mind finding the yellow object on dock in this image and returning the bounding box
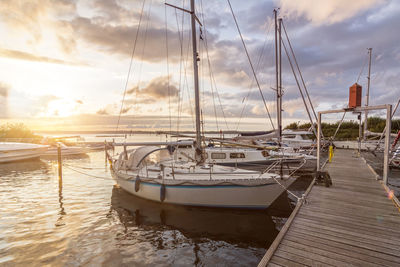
[259,149,400,267]
[328,145,334,162]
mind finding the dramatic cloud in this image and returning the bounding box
[279,0,385,25]
[139,76,179,99]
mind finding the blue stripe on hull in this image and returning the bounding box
[128,179,275,189]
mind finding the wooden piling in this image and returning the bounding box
[104,140,107,166]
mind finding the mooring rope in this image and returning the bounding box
[62,164,114,181]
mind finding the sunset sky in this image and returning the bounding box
[0,0,399,132]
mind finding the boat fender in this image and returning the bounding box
[160,184,166,202]
[135,176,141,192]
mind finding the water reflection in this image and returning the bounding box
[0,159,49,177]
[55,174,66,227]
[110,186,281,247]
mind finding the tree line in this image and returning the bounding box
[285,117,400,140]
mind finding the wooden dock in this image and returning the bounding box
[259,149,400,266]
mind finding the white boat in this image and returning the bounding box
[41,142,89,157]
[281,130,315,149]
[111,2,297,209]
[0,142,48,163]
[111,146,295,209]
[175,143,315,167]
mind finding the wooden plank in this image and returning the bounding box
[290,224,400,256]
[277,244,349,266]
[281,239,380,267]
[312,185,388,199]
[300,205,400,225]
[293,218,400,247]
[310,188,392,205]
[307,193,396,211]
[298,210,400,235]
[267,263,283,267]
[289,227,399,259]
[285,231,400,265]
[269,256,307,267]
[329,183,389,195]
[294,216,400,244]
[274,248,329,266]
[303,198,399,214]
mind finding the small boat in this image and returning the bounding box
[41,142,89,157]
[0,142,49,163]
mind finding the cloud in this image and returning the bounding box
[69,16,184,63]
[139,76,178,99]
[279,0,385,25]
[0,0,76,41]
[0,48,82,65]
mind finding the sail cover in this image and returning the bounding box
[127,146,163,168]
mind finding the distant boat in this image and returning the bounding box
[41,142,89,157]
[0,142,49,163]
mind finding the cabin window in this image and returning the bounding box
[177,145,192,148]
[230,153,245,159]
[211,152,226,159]
[262,150,269,157]
[284,134,296,139]
[301,134,312,140]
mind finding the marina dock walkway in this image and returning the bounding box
[259,149,400,266]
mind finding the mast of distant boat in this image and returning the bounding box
[364,48,372,140]
[274,9,282,143]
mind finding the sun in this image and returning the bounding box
[45,99,76,117]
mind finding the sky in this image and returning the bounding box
[0,0,399,132]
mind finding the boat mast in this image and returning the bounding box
[278,17,283,143]
[190,0,202,161]
[364,48,372,140]
[274,9,282,143]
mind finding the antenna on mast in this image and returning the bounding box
[364,48,372,140]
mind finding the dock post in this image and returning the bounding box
[104,140,107,166]
[317,112,321,171]
[57,144,62,179]
[383,104,392,185]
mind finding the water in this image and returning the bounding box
[0,134,313,266]
[362,151,400,197]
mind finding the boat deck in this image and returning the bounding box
[259,149,400,266]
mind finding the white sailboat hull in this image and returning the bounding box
[111,170,295,209]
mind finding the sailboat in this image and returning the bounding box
[110,0,295,209]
